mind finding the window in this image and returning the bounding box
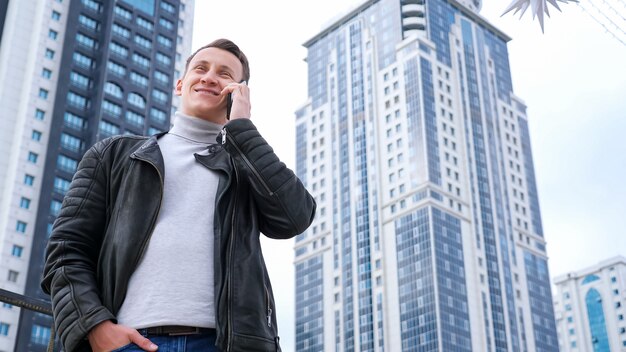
[136,17,153,31]
[127,92,146,109]
[67,91,89,109]
[109,42,128,58]
[38,88,48,99]
[99,120,120,136]
[41,68,52,79]
[20,197,31,209]
[51,10,61,21]
[150,107,167,124]
[82,0,102,12]
[154,70,169,85]
[114,5,132,20]
[159,17,174,30]
[54,177,71,195]
[35,109,45,120]
[157,35,172,48]
[123,73,146,89]
[76,33,97,49]
[160,1,176,14]
[73,52,94,69]
[11,245,23,257]
[134,34,152,49]
[32,130,42,141]
[107,61,126,77]
[104,82,123,98]
[70,71,91,88]
[155,52,171,66]
[57,155,78,173]
[28,152,38,163]
[132,53,150,69]
[60,133,83,152]
[148,127,163,135]
[16,221,27,233]
[31,325,51,346]
[45,48,55,59]
[48,29,58,40]
[24,174,35,186]
[64,112,86,130]
[112,23,130,39]
[50,200,62,216]
[125,110,145,126]
[78,15,98,30]
[152,89,168,104]
[0,322,9,336]
[102,100,122,117]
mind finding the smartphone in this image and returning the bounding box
[226,80,246,120]
[226,92,233,120]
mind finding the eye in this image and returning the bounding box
[194,65,206,72]
[220,71,232,78]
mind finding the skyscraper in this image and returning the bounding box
[553,256,626,352]
[0,1,194,350]
[294,0,557,351]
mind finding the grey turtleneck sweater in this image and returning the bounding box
[117,112,222,329]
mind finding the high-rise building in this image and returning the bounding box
[294,0,557,351]
[0,1,194,350]
[553,256,626,352]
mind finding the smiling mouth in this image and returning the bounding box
[195,88,220,96]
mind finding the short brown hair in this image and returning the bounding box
[183,38,250,82]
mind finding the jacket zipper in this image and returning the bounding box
[265,285,272,328]
[221,127,274,196]
[226,163,239,352]
[130,156,164,268]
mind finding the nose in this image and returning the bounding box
[200,69,219,85]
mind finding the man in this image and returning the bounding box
[42,39,316,352]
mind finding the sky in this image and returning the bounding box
[190,0,626,350]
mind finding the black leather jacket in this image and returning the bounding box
[41,118,316,352]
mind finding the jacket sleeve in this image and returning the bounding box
[40,140,116,352]
[220,118,316,239]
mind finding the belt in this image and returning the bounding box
[143,325,215,336]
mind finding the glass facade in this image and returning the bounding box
[395,208,438,350]
[295,0,555,351]
[524,252,559,351]
[295,256,324,351]
[585,288,610,352]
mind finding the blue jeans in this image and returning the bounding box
[111,330,220,352]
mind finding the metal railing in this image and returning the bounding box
[0,288,55,352]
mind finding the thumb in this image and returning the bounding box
[129,330,158,351]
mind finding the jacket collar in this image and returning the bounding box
[130,132,232,179]
[194,145,232,176]
[129,133,167,178]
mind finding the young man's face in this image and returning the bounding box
[175,47,244,122]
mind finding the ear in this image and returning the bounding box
[174,78,183,96]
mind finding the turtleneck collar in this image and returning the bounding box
[168,111,223,144]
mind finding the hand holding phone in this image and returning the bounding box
[224,80,248,120]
